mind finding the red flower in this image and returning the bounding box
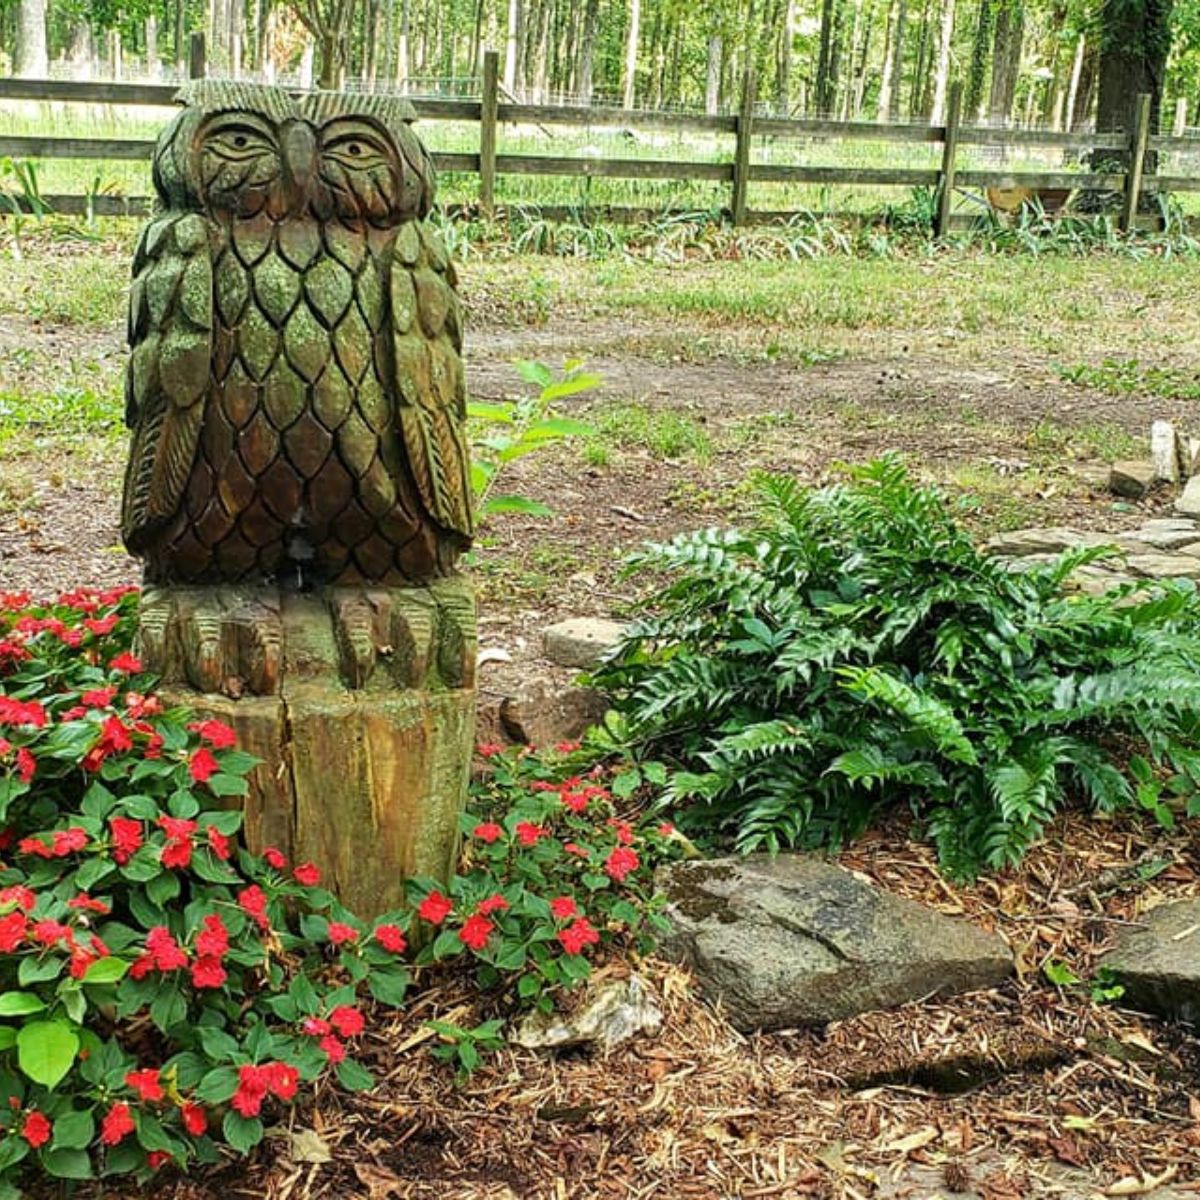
[206,826,232,861]
[557,917,601,955]
[262,846,287,869]
[554,740,583,753]
[302,1017,331,1037]
[84,613,119,636]
[148,1150,170,1170]
[560,790,590,814]
[14,748,35,784]
[318,1035,346,1064]
[603,846,639,883]
[21,1110,51,1148]
[458,913,494,951]
[231,1065,269,1117]
[125,692,163,718]
[329,1005,365,1038]
[238,885,270,932]
[52,827,89,856]
[0,698,46,728]
[293,861,321,887]
[472,822,503,843]
[0,885,36,913]
[99,715,133,753]
[657,822,675,836]
[195,914,229,959]
[475,742,504,758]
[188,747,219,784]
[265,1062,299,1101]
[191,956,227,989]
[0,912,27,952]
[101,1103,136,1146]
[608,819,635,846]
[145,926,188,972]
[126,1068,164,1102]
[17,836,51,858]
[417,891,453,924]
[109,816,143,864]
[108,652,143,674]
[563,841,589,858]
[327,921,358,946]
[477,893,509,915]
[374,924,407,954]
[160,839,192,870]
[515,822,549,847]
[181,1102,207,1136]
[188,719,237,749]
[33,920,72,946]
[68,894,110,914]
[550,896,578,920]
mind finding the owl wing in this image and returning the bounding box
[121,212,214,553]
[388,222,474,541]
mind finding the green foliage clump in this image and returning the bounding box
[594,458,1200,875]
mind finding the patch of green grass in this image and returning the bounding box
[474,543,589,605]
[0,384,123,450]
[589,401,712,462]
[1025,416,1143,463]
[942,462,1054,533]
[1058,357,1200,402]
[0,250,128,327]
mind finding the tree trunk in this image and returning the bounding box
[816,0,837,114]
[175,0,185,66]
[67,20,92,79]
[1064,32,1085,130]
[706,33,723,113]
[849,0,874,117]
[578,0,600,103]
[887,0,907,120]
[14,0,48,77]
[910,0,932,114]
[397,0,410,83]
[987,0,1023,123]
[876,0,897,119]
[964,0,993,117]
[776,0,793,114]
[1095,0,1173,136]
[929,0,956,123]
[622,0,641,108]
[145,14,160,76]
[504,0,523,93]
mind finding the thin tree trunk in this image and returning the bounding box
[816,0,837,114]
[887,0,906,119]
[705,33,722,113]
[776,0,793,114]
[929,0,955,123]
[622,0,641,108]
[578,0,599,103]
[397,0,410,83]
[504,0,522,93]
[852,0,875,116]
[1064,31,1085,131]
[987,0,1023,124]
[145,14,159,76]
[876,0,897,120]
[67,19,92,79]
[964,0,993,118]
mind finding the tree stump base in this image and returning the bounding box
[137,579,477,917]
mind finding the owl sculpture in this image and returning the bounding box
[121,81,473,587]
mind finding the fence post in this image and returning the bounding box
[732,69,756,226]
[480,49,499,215]
[1120,92,1152,233]
[934,80,963,238]
[188,31,206,80]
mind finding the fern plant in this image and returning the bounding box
[593,458,1200,875]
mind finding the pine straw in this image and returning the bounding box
[142,813,1200,1198]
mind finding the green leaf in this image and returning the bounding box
[81,958,129,986]
[147,871,181,907]
[0,992,47,1017]
[205,773,249,798]
[17,1020,79,1089]
[195,1065,240,1104]
[479,494,554,518]
[335,1058,375,1092]
[222,1112,264,1154]
[0,1028,15,1050]
[1043,960,1081,988]
[40,1146,92,1179]
[51,1108,95,1151]
[18,956,62,986]
[149,988,186,1034]
[367,967,409,1008]
[196,1026,240,1063]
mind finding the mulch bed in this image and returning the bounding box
[124,810,1200,1200]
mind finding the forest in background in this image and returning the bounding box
[0,0,1193,138]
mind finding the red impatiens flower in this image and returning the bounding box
[33,920,72,946]
[101,1102,136,1146]
[302,1017,332,1037]
[417,891,453,925]
[206,825,232,861]
[265,1062,299,1101]
[195,914,229,959]
[231,1065,269,1117]
[550,896,579,920]
[515,822,549,847]
[125,1068,164,1103]
[108,652,143,674]
[84,613,119,637]
[158,815,197,870]
[458,913,494,951]
[563,841,590,858]
[608,819,635,846]
[109,816,143,864]
[603,846,639,883]
[374,924,407,953]
[125,692,163,719]
[557,917,601,956]
[657,822,675,836]
[318,1035,346,1063]
[472,822,503,843]
[477,894,509,915]
[14,748,35,784]
[188,747,219,784]
[21,1111,52,1148]
[554,740,583,753]
[81,686,118,708]
[329,1005,365,1038]
[262,846,287,869]
[0,697,46,728]
[191,956,227,989]
[181,1102,207,1136]
[148,1151,170,1171]
[188,719,237,749]
[475,742,504,758]
[0,885,36,912]
[238,885,270,932]
[67,894,111,914]
[327,922,358,946]
[0,912,27,952]
[293,861,321,887]
[144,926,188,972]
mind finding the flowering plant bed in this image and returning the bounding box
[0,589,676,1194]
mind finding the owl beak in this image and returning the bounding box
[280,120,318,211]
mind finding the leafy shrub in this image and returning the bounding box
[594,458,1200,875]
[0,590,674,1191]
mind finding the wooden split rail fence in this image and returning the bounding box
[0,36,1197,234]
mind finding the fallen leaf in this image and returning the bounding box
[287,1127,332,1164]
[880,1125,939,1155]
[1106,1166,1179,1195]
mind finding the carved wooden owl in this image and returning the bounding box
[121,81,473,587]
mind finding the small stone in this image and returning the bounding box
[542,617,627,669]
[1126,552,1200,579]
[1122,520,1200,550]
[1151,420,1181,482]
[657,856,1013,1032]
[1110,460,1156,499]
[985,528,1112,557]
[511,975,662,1051]
[1099,899,1200,1023]
[1176,476,1200,516]
[498,680,609,748]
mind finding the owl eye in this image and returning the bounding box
[323,132,389,170]
[202,122,277,162]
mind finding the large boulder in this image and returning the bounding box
[657,856,1013,1032]
[1099,899,1200,1023]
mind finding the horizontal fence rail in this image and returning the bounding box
[2,40,1198,231]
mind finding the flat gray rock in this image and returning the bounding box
[985,527,1112,557]
[542,617,627,669]
[1111,460,1156,499]
[1100,898,1200,1023]
[1175,476,1200,516]
[657,856,1014,1032]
